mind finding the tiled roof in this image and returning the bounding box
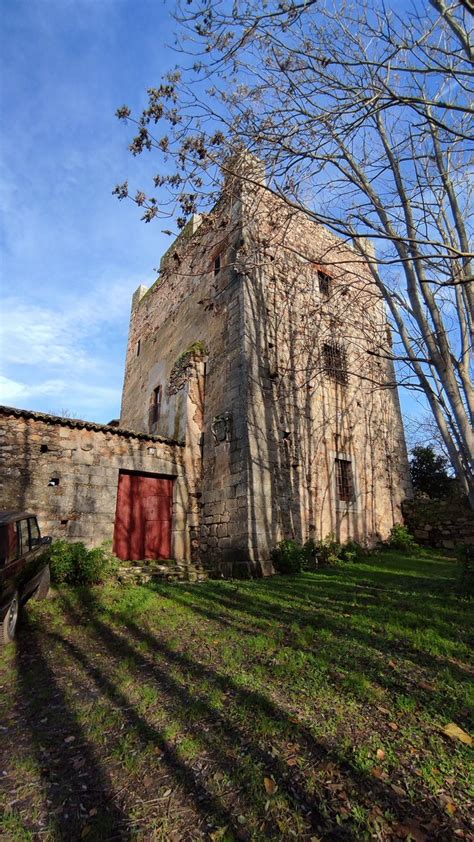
[0,405,184,447]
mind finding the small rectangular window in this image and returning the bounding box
[323,342,348,385]
[136,339,141,357]
[214,253,221,276]
[149,385,162,431]
[335,459,355,502]
[318,269,331,298]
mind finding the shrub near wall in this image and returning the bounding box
[402,496,474,549]
[46,541,118,585]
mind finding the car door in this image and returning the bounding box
[0,520,21,609]
[16,518,32,594]
[21,518,47,597]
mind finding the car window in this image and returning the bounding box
[3,523,19,563]
[29,518,41,548]
[18,519,30,554]
[7,523,19,561]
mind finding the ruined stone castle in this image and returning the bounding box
[0,158,411,575]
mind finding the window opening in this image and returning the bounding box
[214,253,221,276]
[335,459,355,502]
[323,342,348,385]
[40,444,49,453]
[136,339,141,357]
[48,477,60,487]
[149,385,162,431]
[318,269,331,297]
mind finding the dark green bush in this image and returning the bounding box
[456,544,474,598]
[272,535,369,574]
[302,539,318,570]
[47,540,117,585]
[386,523,417,553]
[339,539,365,563]
[315,533,342,566]
[271,539,305,575]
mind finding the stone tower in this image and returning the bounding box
[120,158,411,575]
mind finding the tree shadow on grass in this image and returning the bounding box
[145,577,473,726]
[56,592,331,839]
[15,612,131,841]
[53,587,457,841]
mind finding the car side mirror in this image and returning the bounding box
[41,536,53,545]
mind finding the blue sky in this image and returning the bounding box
[0,0,423,429]
[0,0,178,422]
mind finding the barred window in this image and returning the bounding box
[335,459,355,502]
[323,342,348,385]
[318,269,331,297]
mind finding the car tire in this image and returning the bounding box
[0,591,19,646]
[34,565,51,600]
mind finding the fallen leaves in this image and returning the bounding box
[393,820,427,841]
[390,783,406,798]
[442,723,472,746]
[210,828,228,841]
[263,776,277,795]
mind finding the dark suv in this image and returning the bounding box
[0,511,52,645]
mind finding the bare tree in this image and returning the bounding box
[115,0,474,504]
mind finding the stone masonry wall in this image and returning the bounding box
[238,182,411,566]
[120,199,252,575]
[119,160,411,574]
[403,496,474,549]
[0,407,191,558]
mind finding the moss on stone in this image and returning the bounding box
[169,342,208,396]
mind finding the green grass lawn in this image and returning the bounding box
[0,549,472,840]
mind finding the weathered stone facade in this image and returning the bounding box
[0,159,411,575]
[120,161,412,575]
[0,406,195,558]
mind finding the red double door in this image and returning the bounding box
[113,472,173,561]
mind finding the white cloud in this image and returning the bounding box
[1,303,92,368]
[0,274,137,368]
[0,275,140,422]
[0,375,27,403]
[0,375,121,419]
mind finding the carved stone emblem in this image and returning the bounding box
[212,413,232,444]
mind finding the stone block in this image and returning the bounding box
[171,530,189,560]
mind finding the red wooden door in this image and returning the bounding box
[113,473,173,561]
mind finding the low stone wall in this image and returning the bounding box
[0,406,193,559]
[402,496,474,549]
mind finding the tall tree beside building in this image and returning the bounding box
[115,0,474,504]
